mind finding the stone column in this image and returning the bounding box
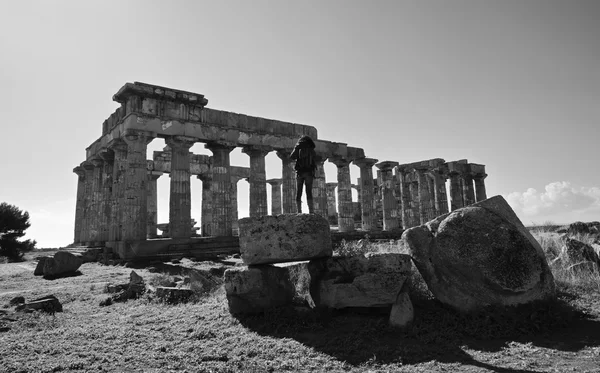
[474,174,488,202]
[396,166,412,229]
[80,162,95,245]
[198,173,212,236]
[205,142,236,236]
[415,168,431,224]
[331,157,354,232]
[429,170,448,216]
[108,141,127,242]
[312,155,328,217]
[448,171,463,211]
[325,182,338,225]
[73,166,86,245]
[276,149,297,213]
[266,179,283,215]
[146,171,162,238]
[98,150,114,244]
[230,176,245,234]
[122,130,155,241]
[242,146,270,218]
[375,161,400,231]
[89,157,104,246]
[166,136,196,239]
[462,173,476,207]
[354,158,378,231]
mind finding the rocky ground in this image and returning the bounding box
[1,252,600,373]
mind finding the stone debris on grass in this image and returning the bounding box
[15,295,63,314]
[399,195,556,312]
[34,251,83,278]
[238,214,332,265]
[101,270,146,306]
[155,287,194,304]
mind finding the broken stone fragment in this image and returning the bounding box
[238,214,332,265]
[307,253,412,309]
[42,251,83,278]
[16,295,63,314]
[224,266,296,314]
[34,257,51,276]
[155,287,193,304]
[399,195,556,312]
[389,292,414,328]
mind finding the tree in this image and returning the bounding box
[0,202,36,260]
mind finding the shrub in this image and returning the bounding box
[0,202,37,261]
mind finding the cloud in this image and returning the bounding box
[505,181,600,220]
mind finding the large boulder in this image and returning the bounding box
[308,253,412,309]
[42,251,83,278]
[34,257,51,276]
[561,237,600,270]
[224,265,296,314]
[238,214,332,265]
[399,195,555,312]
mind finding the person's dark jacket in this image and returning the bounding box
[290,136,317,175]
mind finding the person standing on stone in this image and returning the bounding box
[290,136,317,213]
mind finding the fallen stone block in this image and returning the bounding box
[43,251,83,278]
[308,253,412,309]
[155,287,194,304]
[16,295,63,314]
[34,257,51,276]
[189,270,221,294]
[224,266,296,314]
[562,237,600,268]
[238,214,332,265]
[399,195,556,312]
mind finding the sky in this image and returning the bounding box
[1,0,598,248]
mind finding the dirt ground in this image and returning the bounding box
[1,254,599,373]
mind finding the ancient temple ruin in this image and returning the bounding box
[73,82,487,259]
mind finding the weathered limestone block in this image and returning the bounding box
[389,292,414,328]
[308,253,412,309]
[42,251,83,278]
[155,287,194,304]
[238,214,332,265]
[16,295,63,314]
[560,237,600,270]
[34,257,51,276]
[399,195,556,312]
[224,266,296,314]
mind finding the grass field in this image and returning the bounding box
[1,232,600,372]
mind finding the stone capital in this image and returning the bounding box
[197,173,212,182]
[107,139,128,154]
[326,182,338,188]
[73,166,85,178]
[242,145,272,157]
[329,156,351,168]
[81,161,94,171]
[275,148,294,161]
[165,135,197,149]
[122,129,156,145]
[353,157,378,169]
[98,148,115,162]
[473,173,488,180]
[148,171,163,180]
[90,157,104,168]
[204,141,236,152]
[266,178,283,186]
[375,161,399,172]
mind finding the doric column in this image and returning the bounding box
[415,168,431,224]
[98,150,114,244]
[108,141,127,242]
[230,176,245,234]
[266,179,283,215]
[396,166,411,229]
[166,136,196,239]
[198,173,212,236]
[325,182,338,225]
[375,161,400,231]
[474,173,488,202]
[80,162,94,245]
[448,171,463,211]
[462,173,476,207]
[353,158,378,231]
[89,157,104,245]
[276,149,297,213]
[312,155,328,217]
[146,171,162,238]
[242,146,270,218]
[428,169,448,216]
[330,157,354,232]
[122,130,155,241]
[205,142,236,236]
[73,166,86,245]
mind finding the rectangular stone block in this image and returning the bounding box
[238,214,332,265]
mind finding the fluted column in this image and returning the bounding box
[166,136,196,239]
[89,157,104,245]
[205,142,236,236]
[146,171,162,238]
[325,182,338,225]
[276,149,297,213]
[98,150,114,244]
[312,155,328,217]
[122,130,155,241]
[230,176,245,233]
[198,173,212,236]
[448,171,463,211]
[266,179,283,215]
[462,172,476,207]
[474,174,487,202]
[429,170,448,216]
[331,158,354,232]
[108,141,127,242]
[73,166,86,245]
[242,146,270,217]
[80,163,94,245]
[415,168,431,224]
[375,161,400,231]
[354,158,378,231]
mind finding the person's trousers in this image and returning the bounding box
[295,171,314,213]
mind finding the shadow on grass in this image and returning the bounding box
[42,270,83,280]
[236,289,600,372]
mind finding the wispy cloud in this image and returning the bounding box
[505,181,600,223]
